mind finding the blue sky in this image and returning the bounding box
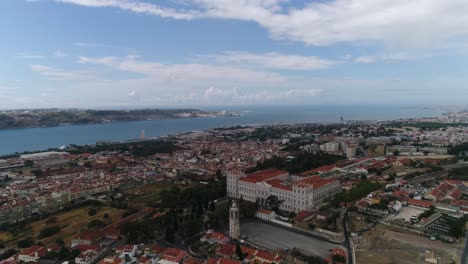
[1,0,468,109]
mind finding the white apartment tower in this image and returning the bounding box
[229,200,240,239]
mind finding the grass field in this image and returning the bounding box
[124,181,199,206]
[0,206,126,247]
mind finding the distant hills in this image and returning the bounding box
[0,108,211,130]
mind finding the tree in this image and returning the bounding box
[236,243,245,260]
[209,201,216,212]
[181,219,202,238]
[88,219,105,229]
[38,226,61,239]
[332,255,346,263]
[17,238,34,248]
[55,239,65,247]
[393,150,400,156]
[31,169,43,177]
[88,208,98,216]
[165,227,175,243]
[239,201,258,219]
[24,160,34,167]
[266,195,283,213]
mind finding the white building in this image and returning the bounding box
[229,200,240,239]
[18,246,48,263]
[346,144,358,159]
[227,168,342,213]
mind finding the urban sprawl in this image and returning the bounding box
[1,112,468,264]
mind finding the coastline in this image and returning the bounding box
[0,105,448,156]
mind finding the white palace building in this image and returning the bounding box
[227,168,342,213]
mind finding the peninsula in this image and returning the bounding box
[0,108,239,130]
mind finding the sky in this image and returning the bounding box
[1,0,468,109]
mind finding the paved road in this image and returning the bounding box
[241,221,344,259]
[462,232,468,264]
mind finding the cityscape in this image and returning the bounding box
[2,1,468,264]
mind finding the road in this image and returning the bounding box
[407,162,466,184]
[241,221,344,259]
[342,211,354,264]
[462,232,468,264]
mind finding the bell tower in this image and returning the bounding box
[229,200,240,239]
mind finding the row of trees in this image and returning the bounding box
[246,152,344,174]
[333,180,382,205]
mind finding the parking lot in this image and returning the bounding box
[241,221,344,258]
[385,206,427,222]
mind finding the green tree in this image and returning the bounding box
[236,243,244,260]
[17,238,34,248]
[38,226,61,239]
[165,227,175,243]
[87,219,105,229]
[209,201,217,212]
[266,195,283,213]
[88,208,98,216]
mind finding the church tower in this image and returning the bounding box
[229,200,240,239]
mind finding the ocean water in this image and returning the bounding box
[0,105,443,156]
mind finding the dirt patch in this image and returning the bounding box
[355,223,461,264]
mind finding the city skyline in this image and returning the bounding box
[2,0,468,108]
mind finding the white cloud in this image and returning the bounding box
[354,52,414,64]
[50,0,468,49]
[17,52,45,59]
[24,54,328,106]
[354,56,376,64]
[211,51,337,70]
[54,50,68,57]
[78,55,285,84]
[30,64,92,80]
[55,0,198,19]
[0,85,17,91]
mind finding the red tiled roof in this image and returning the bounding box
[295,210,313,221]
[257,208,273,215]
[208,258,241,264]
[255,250,278,262]
[151,245,167,254]
[75,230,103,241]
[163,248,188,263]
[445,179,463,186]
[20,245,48,257]
[294,176,337,189]
[184,257,204,264]
[239,168,287,183]
[265,179,292,191]
[405,198,433,208]
[215,244,235,257]
[299,165,336,176]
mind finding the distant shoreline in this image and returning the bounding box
[0,108,240,131]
